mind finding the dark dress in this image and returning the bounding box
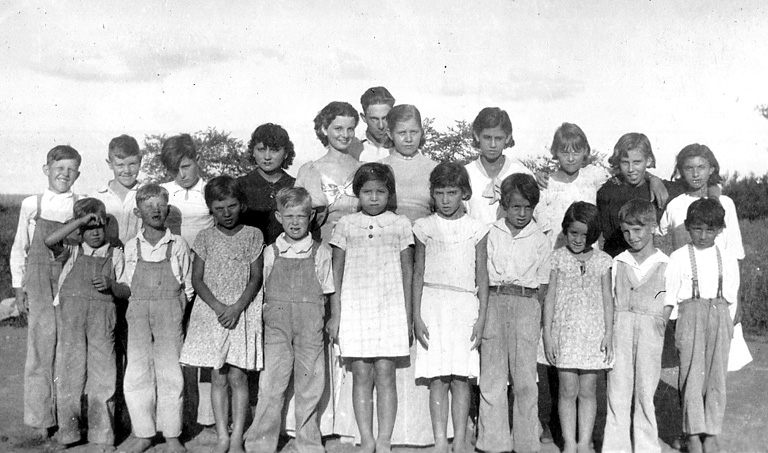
[237,169,295,245]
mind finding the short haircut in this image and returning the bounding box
[275,187,313,214]
[204,175,246,208]
[313,101,359,146]
[108,135,141,159]
[562,201,601,245]
[136,183,169,206]
[674,143,722,186]
[685,197,726,230]
[500,173,540,209]
[247,123,295,169]
[550,122,591,159]
[618,199,656,226]
[47,145,82,166]
[73,197,107,224]
[352,162,397,211]
[160,134,197,175]
[608,132,655,170]
[386,104,426,148]
[360,86,395,112]
[429,162,472,200]
[471,107,514,148]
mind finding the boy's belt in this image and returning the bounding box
[490,284,538,298]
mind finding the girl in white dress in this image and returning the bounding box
[413,162,490,453]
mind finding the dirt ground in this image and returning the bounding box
[1,324,766,452]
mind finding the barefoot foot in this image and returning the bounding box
[116,437,152,453]
[165,437,186,453]
[213,435,230,453]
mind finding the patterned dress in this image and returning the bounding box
[546,247,613,370]
[180,226,264,370]
[330,211,413,358]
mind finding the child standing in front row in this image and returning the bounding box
[44,198,131,448]
[413,162,489,453]
[478,173,550,453]
[180,176,265,453]
[11,145,81,438]
[118,184,193,453]
[542,202,614,453]
[477,173,552,452]
[327,163,413,453]
[603,199,670,453]
[246,187,335,453]
[664,198,739,453]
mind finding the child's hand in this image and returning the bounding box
[648,174,669,209]
[325,315,340,343]
[543,333,557,365]
[413,317,429,350]
[91,275,113,293]
[470,319,484,351]
[14,288,27,313]
[535,171,550,190]
[733,302,743,326]
[601,333,614,364]
[217,304,243,330]
[80,213,104,227]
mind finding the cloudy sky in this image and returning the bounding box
[1,0,767,194]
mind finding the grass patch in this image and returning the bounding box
[740,218,768,336]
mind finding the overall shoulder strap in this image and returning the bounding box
[135,237,143,261]
[34,194,42,220]
[165,239,174,260]
[716,246,723,298]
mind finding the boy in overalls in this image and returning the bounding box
[44,198,131,448]
[664,198,739,453]
[117,184,193,453]
[246,187,335,453]
[10,145,81,438]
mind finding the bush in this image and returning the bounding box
[739,218,768,336]
[724,172,768,221]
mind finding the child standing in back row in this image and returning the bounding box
[327,163,414,453]
[603,199,670,453]
[413,162,490,453]
[542,202,614,453]
[180,176,265,453]
[11,145,81,438]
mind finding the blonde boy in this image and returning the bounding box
[10,145,81,436]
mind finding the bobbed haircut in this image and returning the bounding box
[429,162,472,201]
[352,162,397,212]
[204,175,246,208]
[360,86,395,112]
[500,173,540,209]
[685,197,726,230]
[160,134,198,175]
[471,107,514,148]
[47,145,82,166]
[136,183,169,206]
[73,197,107,224]
[608,132,655,170]
[550,122,591,159]
[673,143,722,186]
[275,186,313,214]
[562,201,601,245]
[247,123,295,169]
[386,104,426,148]
[618,199,657,227]
[313,101,359,147]
[108,135,141,159]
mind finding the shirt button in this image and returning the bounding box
[369,225,373,229]
[368,234,373,239]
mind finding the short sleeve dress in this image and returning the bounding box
[329,211,413,359]
[413,214,489,379]
[547,247,613,370]
[180,225,264,370]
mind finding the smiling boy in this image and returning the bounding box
[354,86,395,162]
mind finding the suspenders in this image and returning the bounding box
[687,244,723,300]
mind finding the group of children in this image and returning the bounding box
[9,84,747,453]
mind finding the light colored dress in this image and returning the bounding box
[180,226,264,371]
[464,156,533,225]
[330,211,413,358]
[546,247,613,370]
[534,165,610,249]
[413,214,489,379]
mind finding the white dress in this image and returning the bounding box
[464,157,533,225]
[413,214,489,379]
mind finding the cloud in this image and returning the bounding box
[436,68,584,103]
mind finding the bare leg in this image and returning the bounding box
[351,358,376,453]
[558,369,579,453]
[429,377,451,453]
[373,358,397,453]
[576,371,597,453]
[211,366,230,453]
[228,366,249,453]
[164,437,186,453]
[449,377,471,453]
